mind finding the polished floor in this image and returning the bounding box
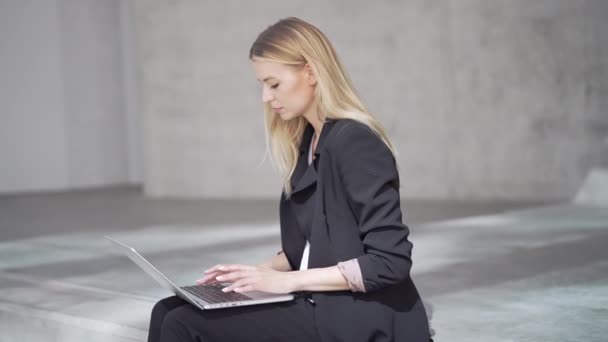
[1,186,606,342]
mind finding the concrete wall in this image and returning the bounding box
[131,0,608,201]
[86,1,608,199]
[440,0,608,199]
[0,0,142,194]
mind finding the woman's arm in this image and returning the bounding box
[278,124,412,294]
[329,122,413,293]
[256,250,293,272]
[288,266,351,292]
[213,251,350,293]
[203,262,351,294]
[256,253,357,292]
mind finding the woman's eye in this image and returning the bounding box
[271,83,279,89]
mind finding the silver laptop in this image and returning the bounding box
[104,236,294,310]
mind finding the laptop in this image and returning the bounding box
[104,236,295,310]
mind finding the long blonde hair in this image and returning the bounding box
[249,17,400,198]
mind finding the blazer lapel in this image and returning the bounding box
[283,118,339,266]
[290,118,337,196]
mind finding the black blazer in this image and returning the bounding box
[280,118,431,342]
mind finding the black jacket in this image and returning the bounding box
[280,118,431,342]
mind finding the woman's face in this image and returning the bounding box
[251,60,317,121]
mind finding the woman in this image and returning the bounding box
[148,16,432,342]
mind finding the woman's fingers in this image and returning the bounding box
[214,264,256,272]
[204,264,257,274]
[216,269,256,282]
[196,271,224,285]
[222,278,253,292]
[196,269,241,285]
[199,264,257,285]
[203,264,225,274]
[195,274,213,285]
[233,284,254,293]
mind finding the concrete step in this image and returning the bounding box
[574,168,608,206]
[0,224,281,342]
[2,206,607,341]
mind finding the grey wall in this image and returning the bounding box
[439,0,608,199]
[0,0,142,194]
[5,1,605,200]
[132,0,608,200]
[1,0,68,193]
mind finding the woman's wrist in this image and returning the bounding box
[287,270,302,292]
[287,266,351,292]
[256,262,275,270]
[254,250,294,273]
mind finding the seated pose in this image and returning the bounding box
[148,16,432,342]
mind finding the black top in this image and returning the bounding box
[283,122,321,265]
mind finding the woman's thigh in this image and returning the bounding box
[156,295,320,342]
[148,296,191,342]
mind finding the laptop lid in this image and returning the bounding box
[104,235,295,310]
[104,235,206,310]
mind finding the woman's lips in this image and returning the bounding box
[273,107,284,112]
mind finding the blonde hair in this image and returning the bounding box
[249,17,400,198]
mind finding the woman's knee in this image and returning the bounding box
[149,297,192,342]
[151,296,187,325]
[159,306,199,341]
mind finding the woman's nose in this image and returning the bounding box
[262,86,274,103]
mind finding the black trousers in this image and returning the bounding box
[147,295,321,342]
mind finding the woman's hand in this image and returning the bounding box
[196,264,296,294]
[195,266,232,286]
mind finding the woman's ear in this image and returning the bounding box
[304,63,317,86]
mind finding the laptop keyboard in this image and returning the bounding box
[181,283,253,304]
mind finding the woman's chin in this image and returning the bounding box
[278,111,296,121]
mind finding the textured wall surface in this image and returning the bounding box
[0,0,140,193]
[132,0,608,200]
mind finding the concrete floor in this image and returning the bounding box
[1,186,606,341]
